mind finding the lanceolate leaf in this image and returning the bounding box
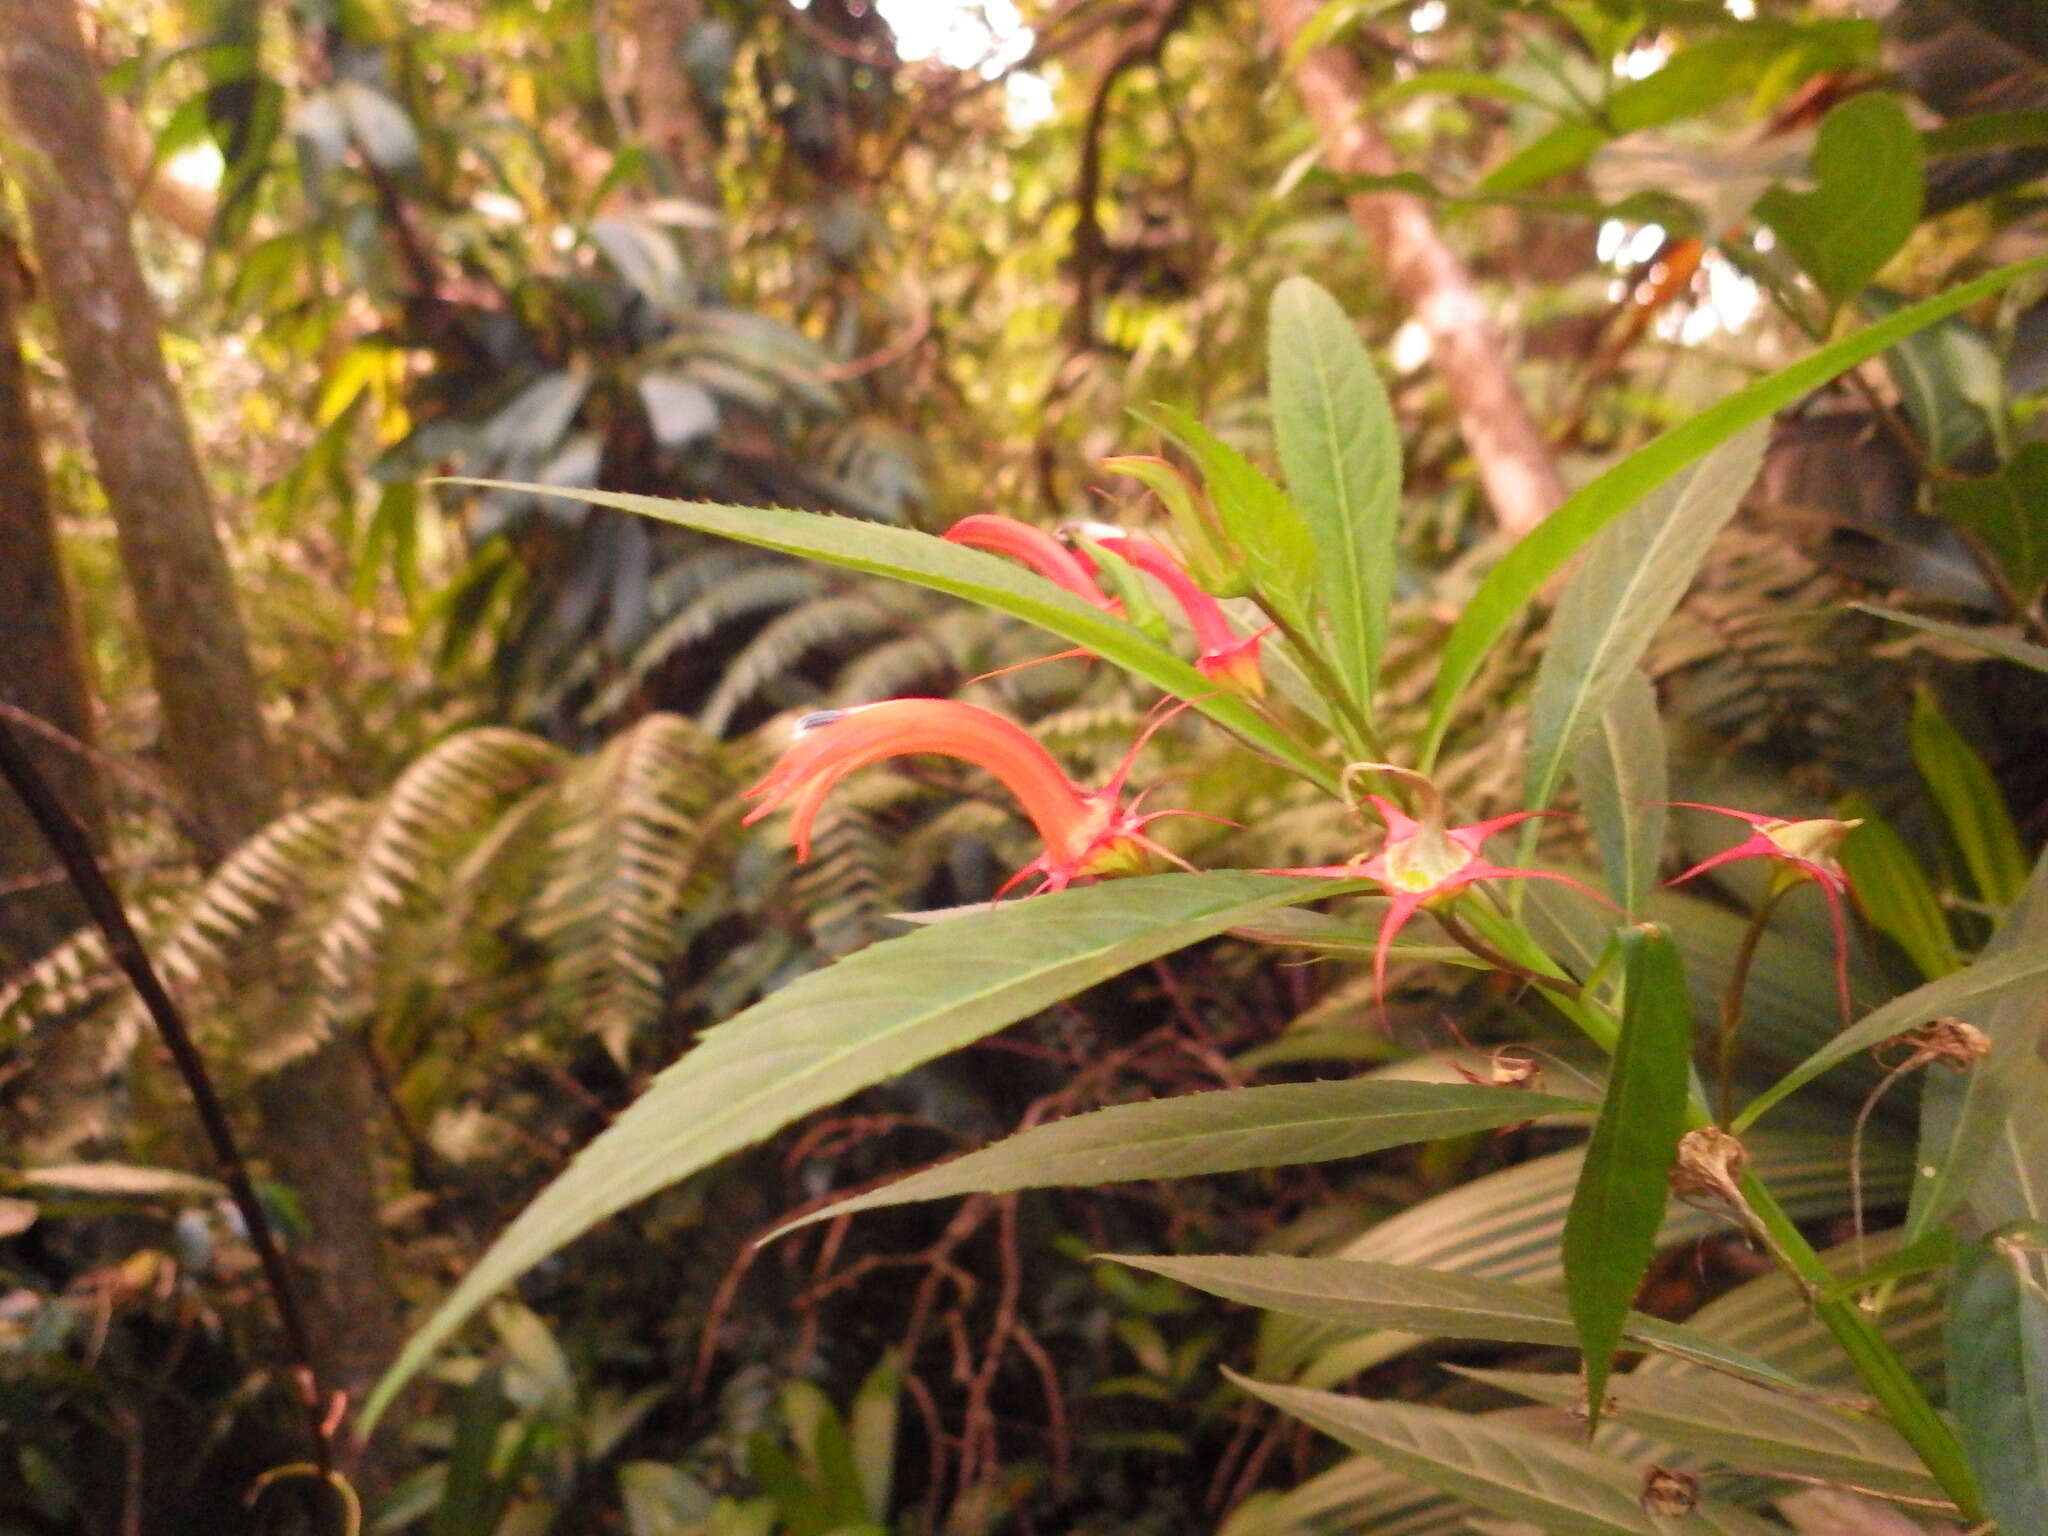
[1419,254,2048,769]
[1910,687,2031,907]
[1735,936,2048,1131]
[1525,425,1765,814]
[1859,603,2048,675]
[1141,404,1319,635]
[1837,795,1964,980]
[1108,1254,1815,1392]
[1269,276,1402,714]
[1463,1367,1943,1499]
[360,872,1360,1428]
[1563,925,1692,1428]
[1572,669,1667,915]
[1910,851,2048,1241]
[777,1081,1588,1233]
[1948,1231,2048,1536]
[438,480,1338,793]
[1226,1374,1778,1536]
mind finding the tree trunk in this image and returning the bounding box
[622,0,722,209]
[1259,0,1564,535]
[0,225,100,967]
[0,0,405,1476]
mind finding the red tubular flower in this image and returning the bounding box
[942,514,1120,611]
[1068,524,1270,696]
[1268,768,1602,1025]
[744,698,1202,897]
[1667,804,1863,1020]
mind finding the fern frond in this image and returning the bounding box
[698,592,910,735]
[588,562,832,721]
[314,728,567,1032]
[528,714,737,1062]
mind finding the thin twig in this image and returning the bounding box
[0,716,335,1480]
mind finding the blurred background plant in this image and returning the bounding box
[0,0,2044,1531]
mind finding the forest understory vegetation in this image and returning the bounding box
[1,1,2046,1534]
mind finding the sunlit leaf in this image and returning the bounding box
[1756,93,1924,305]
[1269,276,1401,715]
[1419,254,2048,768]
[439,480,1336,791]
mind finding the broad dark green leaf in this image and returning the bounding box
[779,1081,1584,1232]
[1948,1231,2048,1536]
[1227,1374,1778,1535]
[1563,925,1692,1428]
[1269,276,1401,713]
[1526,425,1764,814]
[1932,442,2048,603]
[1858,603,2048,675]
[1110,1254,1815,1392]
[1465,1366,1943,1499]
[1419,254,2048,769]
[438,480,1337,792]
[360,872,1358,1428]
[1572,669,1666,915]
[1911,687,2031,906]
[1756,94,1925,306]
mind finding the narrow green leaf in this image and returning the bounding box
[1140,404,1319,634]
[1420,254,2048,769]
[1910,851,2048,1241]
[1735,938,2048,1131]
[1818,1228,1960,1302]
[1563,925,1692,1429]
[1269,276,1402,712]
[1756,94,1924,306]
[849,1355,901,1519]
[1480,120,1611,194]
[1271,1132,1907,1387]
[1226,1374,1778,1536]
[1923,109,2048,156]
[360,872,1358,1428]
[1526,425,1764,814]
[437,480,1337,792]
[777,1080,1584,1233]
[1910,687,2030,907]
[1836,794,1963,979]
[1948,1231,2048,1536]
[1109,1254,1815,1392]
[1571,669,1666,915]
[1857,603,2048,675]
[1464,1366,1943,1499]
[1376,69,1563,113]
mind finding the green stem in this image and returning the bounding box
[1716,883,1789,1127]
[1739,1171,1987,1522]
[1265,607,1382,761]
[1459,898,1986,1518]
